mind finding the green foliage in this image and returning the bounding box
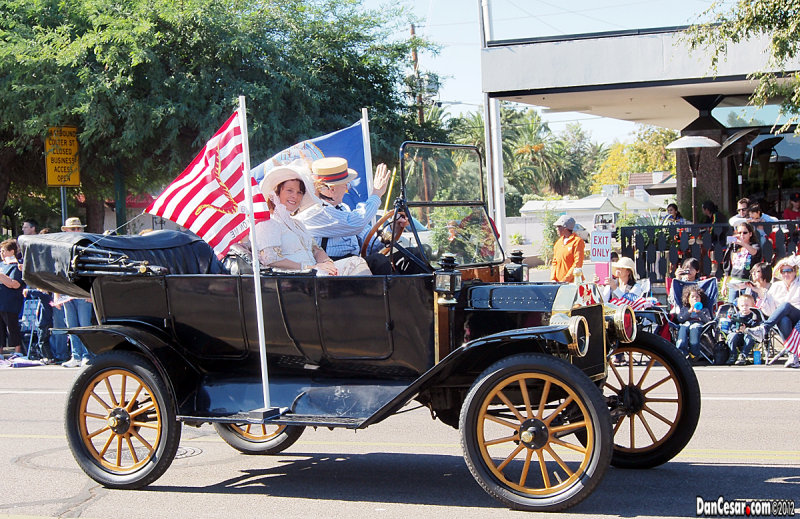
[685,0,800,134]
[539,206,559,263]
[509,232,523,245]
[591,125,677,193]
[505,190,522,217]
[0,0,423,228]
[445,105,608,200]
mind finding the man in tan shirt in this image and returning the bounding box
[550,215,585,282]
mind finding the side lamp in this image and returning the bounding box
[435,253,462,305]
[504,249,528,282]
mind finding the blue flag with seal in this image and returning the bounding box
[252,120,369,208]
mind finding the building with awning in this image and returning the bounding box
[477,1,800,234]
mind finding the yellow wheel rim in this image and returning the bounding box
[476,373,595,495]
[78,369,162,473]
[228,423,287,441]
[605,348,682,452]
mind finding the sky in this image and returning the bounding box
[365,0,725,145]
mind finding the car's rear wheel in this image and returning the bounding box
[460,353,612,512]
[214,422,304,455]
[605,331,701,468]
[65,351,181,489]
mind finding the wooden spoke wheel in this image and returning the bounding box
[460,354,611,512]
[214,422,304,455]
[65,351,180,489]
[605,331,701,469]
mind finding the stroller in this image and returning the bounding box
[669,277,725,364]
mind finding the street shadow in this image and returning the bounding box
[146,451,800,514]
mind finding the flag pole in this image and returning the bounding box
[361,107,374,195]
[238,95,274,416]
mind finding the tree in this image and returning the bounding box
[627,126,678,173]
[505,109,560,195]
[685,0,800,133]
[589,125,677,193]
[0,0,418,231]
[591,142,631,194]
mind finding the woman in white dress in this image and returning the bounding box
[255,162,371,276]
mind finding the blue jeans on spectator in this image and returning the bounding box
[727,331,756,357]
[64,299,94,361]
[761,302,800,338]
[49,306,69,361]
[676,322,703,356]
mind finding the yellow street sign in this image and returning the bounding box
[45,126,80,187]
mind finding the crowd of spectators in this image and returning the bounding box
[663,196,800,367]
[584,194,800,368]
[1,217,94,367]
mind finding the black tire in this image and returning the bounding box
[460,353,612,512]
[65,351,181,489]
[605,331,701,469]
[213,422,304,455]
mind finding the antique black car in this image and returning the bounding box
[19,143,700,512]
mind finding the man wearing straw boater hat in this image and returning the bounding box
[296,156,394,273]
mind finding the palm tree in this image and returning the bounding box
[505,110,559,195]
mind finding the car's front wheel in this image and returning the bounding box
[213,422,304,455]
[460,353,612,512]
[65,351,181,489]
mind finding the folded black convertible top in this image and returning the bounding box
[19,230,226,298]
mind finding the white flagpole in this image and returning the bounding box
[238,95,272,411]
[361,107,373,194]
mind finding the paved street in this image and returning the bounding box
[1,364,798,519]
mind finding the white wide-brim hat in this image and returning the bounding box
[259,160,317,212]
[612,257,638,280]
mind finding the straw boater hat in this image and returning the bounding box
[259,160,317,212]
[61,217,86,231]
[612,257,638,280]
[311,157,358,186]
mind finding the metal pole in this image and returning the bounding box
[238,96,272,412]
[361,108,374,195]
[60,187,67,224]
[479,0,507,247]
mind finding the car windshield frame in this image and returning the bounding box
[396,142,504,268]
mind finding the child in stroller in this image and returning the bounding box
[719,292,763,365]
[675,284,713,358]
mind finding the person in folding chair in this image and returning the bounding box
[600,256,650,305]
[670,277,719,362]
[674,284,713,358]
[744,257,800,368]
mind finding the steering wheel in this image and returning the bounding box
[360,209,433,273]
[360,209,399,257]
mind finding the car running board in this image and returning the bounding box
[178,413,365,429]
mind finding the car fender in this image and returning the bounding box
[62,324,201,415]
[360,324,573,427]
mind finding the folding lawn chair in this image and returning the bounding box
[18,297,44,359]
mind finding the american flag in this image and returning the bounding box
[146,111,269,259]
[608,292,654,310]
[783,321,800,355]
